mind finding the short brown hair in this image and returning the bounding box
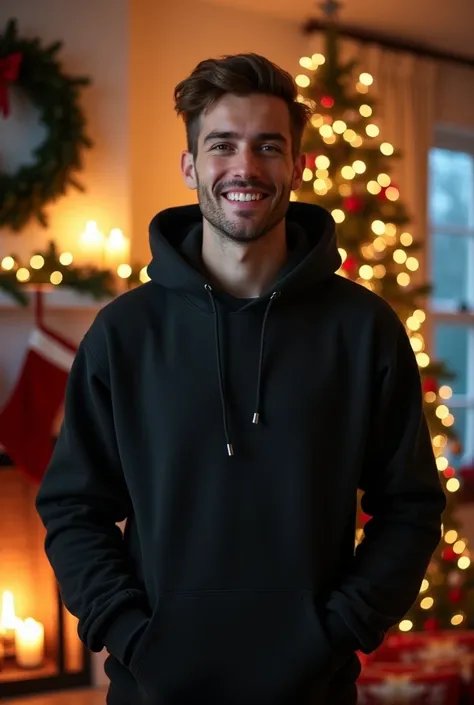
[174,53,312,159]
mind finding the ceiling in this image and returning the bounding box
[204,0,474,61]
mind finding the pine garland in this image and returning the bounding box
[0,240,146,305]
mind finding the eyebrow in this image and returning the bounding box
[203,130,288,144]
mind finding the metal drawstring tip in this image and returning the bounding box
[252,412,260,425]
[227,443,234,457]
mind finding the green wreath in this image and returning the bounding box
[0,18,92,232]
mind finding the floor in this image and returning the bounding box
[1,687,108,705]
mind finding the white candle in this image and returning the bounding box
[78,220,105,266]
[0,590,19,658]
[15,618,44,668]
[105,227,129,271]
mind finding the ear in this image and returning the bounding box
[181,151,197,190]
[291,153,306,191]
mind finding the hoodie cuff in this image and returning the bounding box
[102,606,150,667]
[323,610,361,657]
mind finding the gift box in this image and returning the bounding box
[368,630,474,665]
[358,663,462,705]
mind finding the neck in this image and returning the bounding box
[201,220,288,298]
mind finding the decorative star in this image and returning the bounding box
[319,0,342,18]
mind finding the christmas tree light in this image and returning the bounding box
[295,23,474,632]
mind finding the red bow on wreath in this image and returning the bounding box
[0,51,22,118]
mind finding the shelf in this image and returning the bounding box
[0,657,57,683]
[0,289,113,311]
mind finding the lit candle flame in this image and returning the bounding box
[0,590,18,630]
[106,228,128,254]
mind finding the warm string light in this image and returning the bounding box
[16,268,30,282]
[1,256,15,270]
[59,252,73,265]
[30,255,44,269]
[299,54,326,71]
[50,271,63,285]
[1,251,75,287]
[117,264,132,279]
[399,619,413,632]
[139,266,150,283]
[295,74,311,88]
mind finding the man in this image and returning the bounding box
[36,53,446,705]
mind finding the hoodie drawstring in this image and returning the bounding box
[252,291,280,425]
[205,285,234,456]
[205,284,280,457]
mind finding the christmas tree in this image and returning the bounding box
[294,6,474,633]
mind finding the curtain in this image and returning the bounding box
[307,32,438,273]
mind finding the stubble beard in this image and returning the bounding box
[197,178,291,245]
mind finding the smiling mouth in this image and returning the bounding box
[221,191,269,203]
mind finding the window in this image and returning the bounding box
[428,128,474,469]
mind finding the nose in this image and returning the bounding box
[230,146,262,181]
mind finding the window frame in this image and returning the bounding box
[429,125,474,466]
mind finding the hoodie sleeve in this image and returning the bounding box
[35,330,150,666]
[323,307,446,656]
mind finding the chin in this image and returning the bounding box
[224,231,266,244]
[222,222,275,244]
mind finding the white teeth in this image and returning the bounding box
[225,192,265,202]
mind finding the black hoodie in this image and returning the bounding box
[35,202,446,705]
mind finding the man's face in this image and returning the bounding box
[181,94,305,244]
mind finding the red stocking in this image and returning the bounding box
[0,290,77,483]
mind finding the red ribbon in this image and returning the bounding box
[0,52,22,118]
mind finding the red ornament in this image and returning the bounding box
[341,255,357,272]
[320,95,334,109]
[0,51,22,118]
[422,377,438,394]
[305,153,317,170]
[448,587,463,603]
[442,547,457,562]
[343,196,365,214]
[444,467,456,479]
[424,617,438,631]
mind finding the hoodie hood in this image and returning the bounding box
[147,202,342,310]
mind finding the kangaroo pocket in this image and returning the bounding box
[128,589,341,705]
